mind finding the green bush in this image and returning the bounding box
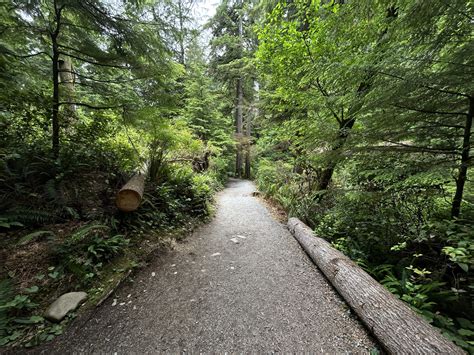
[54,224,129,283]
[255,157,474,351]
[0,280,42,346]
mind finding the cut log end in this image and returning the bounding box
[116,190,141,212]
[116,174,145,212]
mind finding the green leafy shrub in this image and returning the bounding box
[121,164,222,235]
[255,157,473,351]
[0,280,42,346]
[54,224,129,283]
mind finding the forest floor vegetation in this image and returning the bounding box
[0,158,227,348]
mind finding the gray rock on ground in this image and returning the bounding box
[45,291,87,322]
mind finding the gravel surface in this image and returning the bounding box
[36,179,377,353]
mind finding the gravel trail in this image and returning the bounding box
[38,179,377,353]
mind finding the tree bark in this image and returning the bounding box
[59,56,76,131]
[235,0,244,178]
[235,77,243,177]
[451,96,473,218]
[288,217,464,354]
[58,57,74,92]
[244,105,252,179]
[317,117,355,190]
[116,173,146,212]
[51,1,62,159]
[177,0,185,65]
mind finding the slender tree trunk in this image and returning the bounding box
[177,0,185,65]
[244,106,252,179]
[317,118,355,190]
[451,97,473,218]
[52,44,60,158]
[235,0,244,178]
[58,57,74,92]
[235,77,243,177]
[51,5,61,159]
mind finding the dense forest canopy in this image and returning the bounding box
[0,0,473,351]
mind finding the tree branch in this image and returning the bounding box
[58,50,135,69]
[376,70,471,98]
[58,102,124,110]
[378,140,460,155]
[68,71,142,84]
[393,104,467,116]
[2,50,52,60]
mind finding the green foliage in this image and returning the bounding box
[255,0,473,350]
[0,279,43,346]
[54,224,129,283]
[123,165,224,236]
[0,0,236,349]
[256,157,473,349]
[17,231,55,246]
[0,277,68,347]
[373,264,474,352]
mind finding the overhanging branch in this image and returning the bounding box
[58,101,124,110]
[58,48,135,70]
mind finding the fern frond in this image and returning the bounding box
[1,208,58,226]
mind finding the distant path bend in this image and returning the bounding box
[40,179,377,353]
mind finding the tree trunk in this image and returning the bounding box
[52,44,60,159]
[451,96,473,218]
[235,0,244,178]
[244,106,252,179]
[58,57,74,92]
[177,0,185,65]
[59,56,76,131]
[116,173,146,212]
[288,217,464,354]
[317,118,355,190]
[51,4,62,159]
[235,77,244,177]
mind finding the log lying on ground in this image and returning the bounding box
[116,173,145,212]
[288,217,463,354]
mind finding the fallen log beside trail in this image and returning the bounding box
[288,217,463,354]
[116,173,145,212]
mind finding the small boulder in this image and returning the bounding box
[45,291,87,322]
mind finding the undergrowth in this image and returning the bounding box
[0,151,229,348]
[256,158,474,352]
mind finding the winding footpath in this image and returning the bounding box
[39,179,377,353]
